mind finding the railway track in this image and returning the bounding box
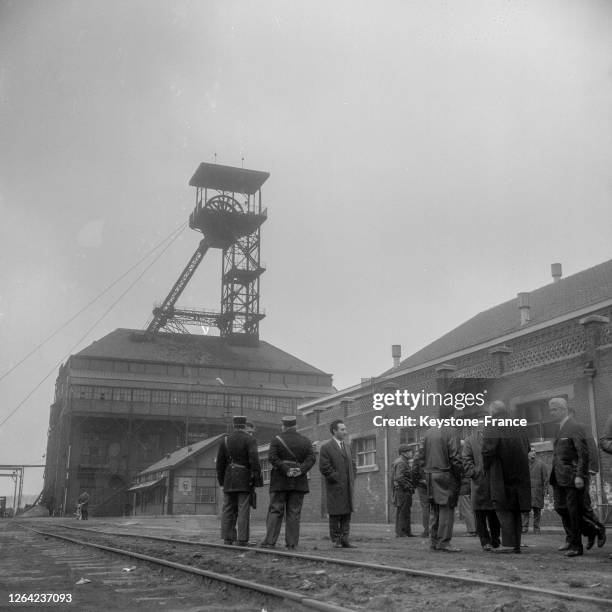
[20,522,612,611]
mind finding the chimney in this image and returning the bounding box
[391,344,401,368]
[518,292,530,325]
[551,263,562,283]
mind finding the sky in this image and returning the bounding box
[1,0,611,496]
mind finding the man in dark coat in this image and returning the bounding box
[412,445,430,537]
[521,446,548,534]
[600,413,612,559]
[216,415,263,545]
[319,419,357,548]
[463,419,500,551]
[481,400,530,553]
[391,444,416,537]
[548,398,597,557]
[260,416,316,550]
[416,411,462,552]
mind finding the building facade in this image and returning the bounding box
[43,328,334,516]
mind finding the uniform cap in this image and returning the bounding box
[398,444,411,453]
[233,415,247,425]
[282,416,297,427]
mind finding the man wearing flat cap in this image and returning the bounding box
[260,415,316,549]
[392,444,416,537]
[216,415,263,546]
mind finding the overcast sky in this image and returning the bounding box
[1,0,611,496]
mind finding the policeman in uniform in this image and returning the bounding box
[260,416,316,549]
[216,415,262,545]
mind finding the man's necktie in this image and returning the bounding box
[341,441,347,456]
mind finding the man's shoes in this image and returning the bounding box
[565,548,583,557]
[586,534,596,550]
[558,543,571,551]
[236,541,250,547]
[341,542,357,548]
[597,527,606,548]
[223,539,234,545]
[286,545,296,551]
[483,544,493,551]
[258,542,275,549]
[494,546,517,554]
[437,545,462,553]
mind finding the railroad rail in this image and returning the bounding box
[23,525,353,612]
[22,523,612,609]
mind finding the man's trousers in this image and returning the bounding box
[430,503,454,549]
[417,487,430,535]
[329,513,351,545]
[521,507,542,532]
[262,490,306,547]
[458,494,476,533]
[221,492,251,544]
[495,509,522,550]
[395,493,413,536]
[474,509,500,548]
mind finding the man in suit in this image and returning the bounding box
[391,444,416,537]
[259,416,316,550]
[600,413,612,560]
[548,397,594,557]
[482,400,531,554]
[463,419,501,551]
[216,415,263,546]
[416,406,462,552]
[319,419,357,548]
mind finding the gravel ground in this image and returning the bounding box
[23,517,612,612]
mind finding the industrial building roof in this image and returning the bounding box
[392,258,612,372]
[138,434,224,476]
[75,329,331,375]
[189,163,270,194]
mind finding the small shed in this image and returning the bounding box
[129,434,224,516]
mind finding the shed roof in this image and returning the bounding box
[189,163,269,194]
[138,434,224,476]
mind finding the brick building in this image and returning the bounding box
[290,260,612,525]
[43,329,334,516]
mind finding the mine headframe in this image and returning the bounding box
[142,163,269,346]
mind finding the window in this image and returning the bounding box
[145,363,166,375]
[196,468,216,478]
[151,390,169,403]
[260,458,272,484]
[92,387,110,400]
[81,432,109,464]
[129,362,145,374]
[167,365,183,377]
[207,393,224,407]
[260,397,277,412]
[276,398,293,413]
[354,436,377,468]
[195,486,216,503]
[399,427,423,451]
[516,399,561,442]
[74,386,92,399]
[189,392,207,406]
[169,391,188,404]
[132,389,150,403]
[112,388,131,402]
[242,396,259,410]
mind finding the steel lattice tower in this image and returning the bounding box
[143,163,269,346]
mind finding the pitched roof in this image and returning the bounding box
[393,258,612,372]
[75,329,330,375]
[138,434,224,476]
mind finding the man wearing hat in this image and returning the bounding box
[260,415,316,549]
[392,444,416,537]
[216,415,263,546]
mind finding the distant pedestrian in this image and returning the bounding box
[259,416,316,550]
[319,419,357,548]
[77,491,90,520]
[481,400,530,554]
[521,446,548,534]
[216,415,263,546]
[391,444,416,537]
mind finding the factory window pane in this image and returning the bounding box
[225,395,241,410]
[189,392,207,406]
[132,389,150,403]
[112,388,131,402]
[207,393,224,407]
[354,436,376,467]
[169,391,188,404]
[151,390,169,403]
[93,387,110,400]
[195,486,216,504]
[260,458,272,484]
[276,398,293,413]
[259,397,276,412]
[242,396,259,410]
[74,386,92,399]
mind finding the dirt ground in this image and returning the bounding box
[17,516,612,612]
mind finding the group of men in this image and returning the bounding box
[216,415,357,549]
[395,397,609,557]
[216,400,612,556]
